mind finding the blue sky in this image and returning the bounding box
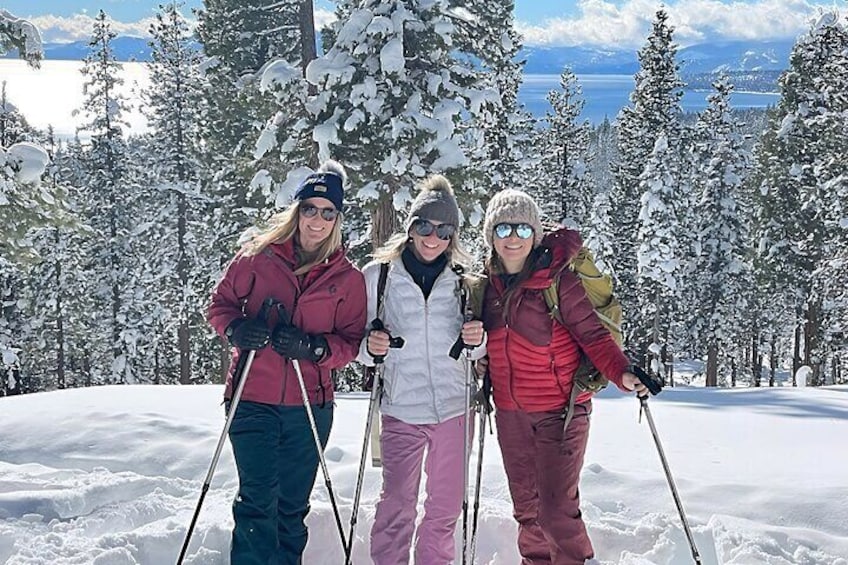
[11,0,839,48]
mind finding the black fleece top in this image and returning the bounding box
[402,246,448,300]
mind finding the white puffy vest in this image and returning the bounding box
[357,258,485,424]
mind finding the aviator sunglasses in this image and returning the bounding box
[412,219,456,241]
[300,203,340,221]
[494,222,534,240]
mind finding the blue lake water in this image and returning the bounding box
[519,74,781,123]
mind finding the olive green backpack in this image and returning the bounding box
[543,247,624,429]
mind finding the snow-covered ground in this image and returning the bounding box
[1,377,847,564]
[0,59,150,140]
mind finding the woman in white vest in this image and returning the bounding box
[358,174,486,564]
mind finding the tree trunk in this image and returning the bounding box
[298,0,319,166]
[769,334,776,387]
[804,300,820,385]
[705,344,718,387]
[55,230,66,390]
[219,339,230,383]
[371,191,400,250]
[731,357,737,388]
[792,323,801,387]
[751,326,760,387]
[177,190,191,384]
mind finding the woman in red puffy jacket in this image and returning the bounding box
[207,160,366,565]
[481,189,647,565]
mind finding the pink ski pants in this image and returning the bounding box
[370,413,470,565]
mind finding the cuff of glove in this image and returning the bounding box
[309,335,329,363]
[225,318,244,345]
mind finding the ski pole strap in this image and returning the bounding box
[562,384,580,435]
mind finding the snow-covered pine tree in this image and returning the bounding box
[804,13,848,384]
[689,76,752,387]
[611,9,685,324]
[450,0,535,207]
[537,68,594,229]
[75,10,137,385]
[142,1,214,385]
[635,133,681,381]
[1,82,34,146]
[301,0,487,249]
[0,9,42,67]
[195,0,302,251]
[19,128,76,392]
[750,12,848,385]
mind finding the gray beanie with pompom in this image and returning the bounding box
[405,175,460,231]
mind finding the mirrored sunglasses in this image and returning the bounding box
[300,203,339,221]
[412,219,456,241]
[494,222,534,240]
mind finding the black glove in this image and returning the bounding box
[271,324,328,362]
[226,318,270,350]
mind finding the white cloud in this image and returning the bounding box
[314,8,337,30]
[30,12,197,43]
[31,9,336,45]
[516,0,833,48]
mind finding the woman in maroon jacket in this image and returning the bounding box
[207,160,366,565]
[481,189,647,565]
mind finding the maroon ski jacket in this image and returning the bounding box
[483,229,630,412]
[208,238,366,406]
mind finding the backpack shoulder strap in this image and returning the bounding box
[542,273,564,325]
[375,262,390,319]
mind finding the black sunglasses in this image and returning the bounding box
[412,219,456,241]
[494,223,534,240]
[300,203,339,221]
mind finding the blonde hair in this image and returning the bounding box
[240,161,347,274]
[241,200,343,276]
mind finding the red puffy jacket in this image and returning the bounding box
[208,238,366,406]
[483,229,629,412]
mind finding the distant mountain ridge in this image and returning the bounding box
[522,39,794,75]
[6,35,794,76]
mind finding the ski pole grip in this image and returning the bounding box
[628,364,663,395]
[369,318,403,364]
[258,297,276,322]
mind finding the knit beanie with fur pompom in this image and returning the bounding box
[405,175,460,231]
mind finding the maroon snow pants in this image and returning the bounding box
[495,403,593,565]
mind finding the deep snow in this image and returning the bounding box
[1,376,847,564]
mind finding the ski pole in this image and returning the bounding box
[631,365,702,565]
[289,355,350,559]
[460,307,475,565]
[177,298,274,565]
[345,364,383,564]
[468,373,490,564]
[273,303,349,559]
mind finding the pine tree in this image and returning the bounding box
[451,0,536,201]
[195,0,303,250]
[142,1,214,384]
[75,10,136,385]
[537,68,594,229]
[750,12,848,384]
[689,76,752,386]
[611,9,685,325]
[635,133,681,378]
[289,1,487,248]
[19,128,76,392]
